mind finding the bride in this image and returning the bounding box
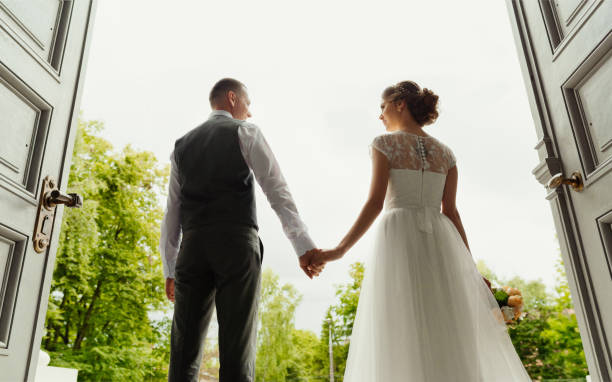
[312,81,532,381]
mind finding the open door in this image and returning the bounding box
[506,1,612,380]
[0,1,96,380]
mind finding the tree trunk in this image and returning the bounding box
[74,278,103,350]
[57,293,68,345]
[63,321,69,345]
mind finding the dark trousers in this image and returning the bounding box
[168,224,263,382]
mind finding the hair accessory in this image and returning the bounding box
[395,82,419,97]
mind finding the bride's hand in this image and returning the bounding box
[317,247,345,264]
[482,276,492,291]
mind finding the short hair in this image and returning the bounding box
[209,78,246,106]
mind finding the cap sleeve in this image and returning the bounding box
[446,145,456,169]
[370,135,392,161]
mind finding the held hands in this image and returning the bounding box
[299,246,346,279]
[299,249,325,279]
[168,248,349,297]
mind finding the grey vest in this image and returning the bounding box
[174,115,257,232]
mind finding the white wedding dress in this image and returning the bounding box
[343,131,531,381]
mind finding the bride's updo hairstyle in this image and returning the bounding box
[382,81,439,126]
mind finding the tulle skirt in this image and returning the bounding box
[343,207,532,382]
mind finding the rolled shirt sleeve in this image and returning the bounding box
[159,151,182,279]
[237,122,316,257]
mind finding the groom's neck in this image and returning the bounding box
[212,106,234,117]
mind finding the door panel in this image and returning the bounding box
[553,0,598,36]
[0,81,40,186]
[0,225,26,350]
[575,53,612,161]
[0,0,73,70]
[0,1,95,380]
[0,0,60,49]
[539,0,604,51]
[0,70,51,193]
[507,1,612,380]
[598,211,612,279]
[563,37,612,177]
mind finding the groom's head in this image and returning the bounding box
[209,78,252,120]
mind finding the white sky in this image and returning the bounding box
[80,0,560,334]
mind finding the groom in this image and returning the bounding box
[159,78,323,381]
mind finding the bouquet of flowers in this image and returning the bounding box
[490,285,524,324]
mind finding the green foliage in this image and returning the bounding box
[286,329,321,381]
[331,262,364,341]
[256,269,303,382]
[40,118,589,381]
[507,304,561,379]
[42,118,171,381]
[493,288,509,304]
[476,259,500,284]
[199,332,220,380]
[489,253,588,380]
[312,262,365,381]
[502,275,550,312]
[538,254,588,379]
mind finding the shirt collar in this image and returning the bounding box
[209,110,233,119]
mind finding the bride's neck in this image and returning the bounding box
[388,124,425,135]
[388,116,423,133]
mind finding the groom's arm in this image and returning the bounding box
[159,151,182,282]
[237,122,316,259]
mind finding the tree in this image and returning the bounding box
[315,262,365,381]
[507,302,560,379]
[479,253,588,380]
[256,268,303,381]
[539,253,588,379]
[199,334,220,381]
[197,310,220,381]
[476,259,550,311]
[330,262,364,341]
[476,259,500,285]
[42,118,171,381]
[286,329,321,381]
[190,269,317,381]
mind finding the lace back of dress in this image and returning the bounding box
[371,133,456,173]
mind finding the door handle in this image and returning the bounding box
[33,176,83,253]
[547,171,584,192]
[45,190,82,209]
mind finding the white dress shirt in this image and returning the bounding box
[159,110,316,279]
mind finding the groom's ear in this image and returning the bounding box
[227,90,238,108]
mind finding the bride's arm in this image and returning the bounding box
[317,148,390,262]
[441,166,470,252]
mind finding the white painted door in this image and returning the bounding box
[506,1,612,380]
[0,1,96,380]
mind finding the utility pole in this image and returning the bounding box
[328,319,334,382]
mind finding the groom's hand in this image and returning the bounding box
[165,278,175,302]
[299,249,324,279]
